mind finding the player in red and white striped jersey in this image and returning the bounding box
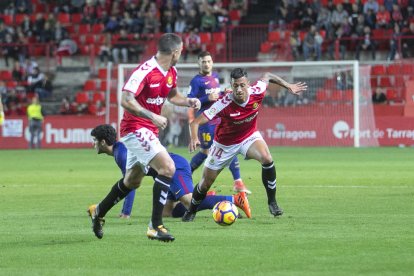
[183,68,307,221]
[88,33,200,242]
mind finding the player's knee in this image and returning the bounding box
[260,153,273,165]
[124,177,142,189]
[157,163,176,178]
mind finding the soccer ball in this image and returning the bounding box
[212,201,239,226]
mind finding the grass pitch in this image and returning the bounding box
[0,147,413,275]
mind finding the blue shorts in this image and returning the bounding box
[167,169,194,201]
[198,122,217,150]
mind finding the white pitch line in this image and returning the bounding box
[285,185,412,189]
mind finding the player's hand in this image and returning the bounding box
[288,82,308,95]
[188,98,201,110]
[152,114,168,130]
[208,92,219,102]
[188,138,201,153]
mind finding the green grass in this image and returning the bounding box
[0,147,413,275]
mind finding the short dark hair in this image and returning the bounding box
[198,51,212,60]
[158,33,183,54]
[230,68,248,80]
[91,124,117,146]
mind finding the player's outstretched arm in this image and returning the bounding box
[168,88,201,109]
[262,72,308,95]
[188,114,209,153]
[121,91,168,130]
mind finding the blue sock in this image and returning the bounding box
[198,195,233,211]
[229,156,241,180]
[190,152,207,172]
[171,203,187,218]
[121,189,136,215]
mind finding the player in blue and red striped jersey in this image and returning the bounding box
[88,124,251,225]
[183,68,307,222]
[187,51,251,194]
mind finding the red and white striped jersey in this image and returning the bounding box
[120,57,178,137]
[203,80,267,145]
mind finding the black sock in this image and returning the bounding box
[152,175,171,228]
[171,202,187,218]
[262,162,277,204]
[98,178,131,217]
[188,184,207,213]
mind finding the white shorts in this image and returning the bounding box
[204,131,264,171]
[121,128,166,170]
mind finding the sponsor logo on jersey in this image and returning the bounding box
[230,112,240,117]
[150,83,160,88]
[233,112,258,124]
[166,76,173,88]
[146,96,166,105]
[252,102,259,110]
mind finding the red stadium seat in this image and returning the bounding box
[78,24,91,35]
[83,34,95,44]
[212,32,226,44]
[57,13,70,25]
[229,10,241,23]
[100,80,108,91]
[268,31,280,42]
[379,76,392,87]
[92,92,105,103]
[401,64,414,75]
[91,24,105,34]
[0,70,13,80]
[370,76,378,88]
[83,80,97,91]
[386,89,398,101]
[386,63,401,75]
[316,89,329,102]
[199,32,212,44]
[76,91,90,104]
[79,45,91,55]
[260,41,272,53]
[371,65,386,75]
[330,90,343,101]
[71,13,82,24]
[14,14,26,25]
[98,68,107,79]
[1,14,14,25]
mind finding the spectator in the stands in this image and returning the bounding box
[34,73,53,100]
[2,33,19,67]
[32,13,46,41]
[229,0,248,16]
[402,22,414,58]
[184,28,202,61]
[376,5,391,29]
[27,67,45,92]
[363,0,379,14]
[301,7,317,30]
[316,6,332,32]
[12,61,25,82]
[327,24,348,60]
[175,8,187,33]
[22,58,38,76]
[99,34,112,65]
[303,25,322,61]
[53,22,67,45]
[387,23,401,61]
[372,88,387,104]
[56,33,78,61]
[390,4,403,28]
[290,30,301,60]
[364,8,377,30]
[186,8,201,31]
[60,96,77,115]
[200,9,217,32]
[104,15,120,33]
[15,0,32,14]
[142,4,160,34]
[20,14,33,37]
[355,26,376,60]
[112,29,142,63]
[160,2,176,33]
[38,21,54,43]
[331,4,349,30]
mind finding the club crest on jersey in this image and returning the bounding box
[252,102,259,110]
[208,107,217,116]
[209,159,215,165]
[166,76,173,88]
